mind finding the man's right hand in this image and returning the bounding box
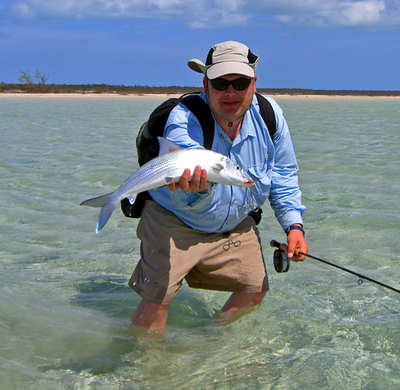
[168,165,209,192]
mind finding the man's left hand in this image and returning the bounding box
[287,230,308,261]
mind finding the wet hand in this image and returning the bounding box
[168,166,209,192]
[287,230,308,261]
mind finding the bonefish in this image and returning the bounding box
[80,137,254,233]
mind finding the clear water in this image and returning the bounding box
[1,96,399,389]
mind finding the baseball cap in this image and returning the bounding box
[187,41,259,80]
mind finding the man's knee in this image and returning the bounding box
[232,290,267,306]
[221,290,267,312]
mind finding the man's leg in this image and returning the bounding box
[131,298,170,336]
[214,291,267,325]
[129,201,191,337]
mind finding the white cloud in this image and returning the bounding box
[342,1,385,24]
[303,0,386,26]
[11,0,194,18]
[9,0,400,28]
[12,2,35,18]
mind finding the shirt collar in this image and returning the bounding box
[233,95,258,145]
[200,91,257,144]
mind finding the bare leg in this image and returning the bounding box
[214,291,267,325]
[131,298,170,337]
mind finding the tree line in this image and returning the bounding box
[1,83,399,96]
[0,70,398,96]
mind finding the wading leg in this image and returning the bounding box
[131,298,170,337]
[214,291,267,325]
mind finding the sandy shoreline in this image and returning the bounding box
[0,92,399,99]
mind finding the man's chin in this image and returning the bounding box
[220,107,244,121]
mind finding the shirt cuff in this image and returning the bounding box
[279,210,304,232]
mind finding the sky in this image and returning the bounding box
[0,0,399,90]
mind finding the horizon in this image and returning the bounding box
[1,81,399,94]
[1,1,399,91]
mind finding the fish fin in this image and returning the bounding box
[96,200,118,233]
[157,137,183,156]
[80,192,114,208]
[211,163,224,173]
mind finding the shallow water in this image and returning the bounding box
[1,96,399,389]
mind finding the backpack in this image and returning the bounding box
[121,92,277,218]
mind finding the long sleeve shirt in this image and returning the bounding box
[149,92,305,233]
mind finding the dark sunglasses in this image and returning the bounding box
[209,77,252,91]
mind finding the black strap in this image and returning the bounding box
[255,93,277,140]
[180,94,215,149]
[180,93,276,147]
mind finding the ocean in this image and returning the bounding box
[0,95,399,389]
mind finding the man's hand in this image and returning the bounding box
[287,229,308,261]
[168,165,209,192]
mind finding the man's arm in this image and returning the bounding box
[267,100,307,260]
[162,99,211,194]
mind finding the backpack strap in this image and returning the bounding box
[255,93,277,141]
[179,93,276,146]
[180,94,215,149]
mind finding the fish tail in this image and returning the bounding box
[80,192,114,208]
[96,199,118,233]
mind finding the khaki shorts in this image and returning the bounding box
[129,201,269,305]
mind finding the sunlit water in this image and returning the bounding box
[0,96,399,389]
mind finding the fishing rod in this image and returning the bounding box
[270,240,400,294]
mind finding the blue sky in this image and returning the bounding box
[0,0,399,90]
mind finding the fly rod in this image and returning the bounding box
[270,240,400,294]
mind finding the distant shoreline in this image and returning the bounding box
[1,92,399,99]
[1,84,399,98]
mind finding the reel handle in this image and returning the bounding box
[270,240,288,252]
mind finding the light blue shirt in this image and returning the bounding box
[149,92,305,233]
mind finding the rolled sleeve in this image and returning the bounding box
[164,102,205,148]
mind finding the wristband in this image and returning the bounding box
[286,224,305,236]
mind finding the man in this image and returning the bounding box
[129,41,308,334]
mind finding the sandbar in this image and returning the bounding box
[0,92,399,99]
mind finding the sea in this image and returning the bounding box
[0,95,399,390]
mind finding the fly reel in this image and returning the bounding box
[273,249,290,273]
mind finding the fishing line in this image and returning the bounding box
[270,240,400,294]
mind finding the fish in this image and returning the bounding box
[80,137,254,233]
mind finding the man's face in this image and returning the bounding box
[203,73,257,124]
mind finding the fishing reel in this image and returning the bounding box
[273,249,290,273]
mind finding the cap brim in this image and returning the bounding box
[206,62,254,79]
[187,58,206,74]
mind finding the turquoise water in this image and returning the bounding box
[0,96,399,389]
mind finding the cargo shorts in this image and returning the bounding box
[129,201,269,305]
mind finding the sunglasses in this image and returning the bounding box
[209,77,252,91]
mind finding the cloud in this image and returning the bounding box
[342,1,385,24]
[9,0,190,19]
[308,0,387,26]
[8,0,400,28]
